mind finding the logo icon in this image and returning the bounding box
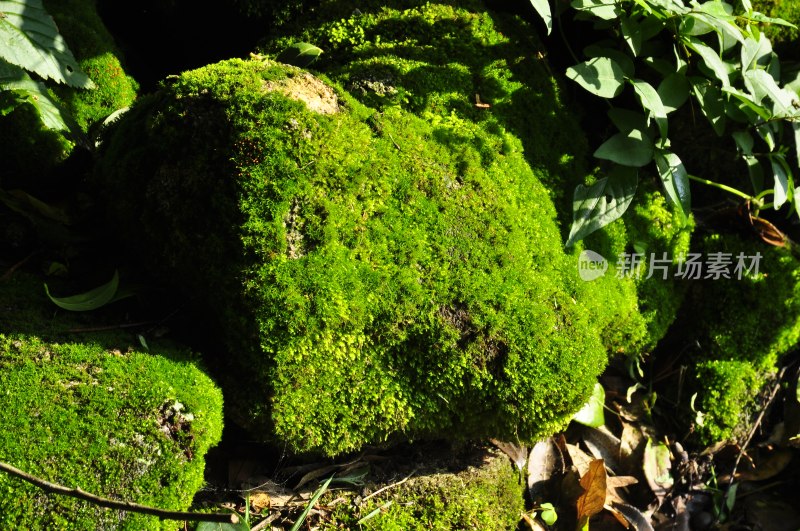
[578,250,608,281]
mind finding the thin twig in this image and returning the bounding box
[361,469,417,502]
[0,461,239,524]
[0,250,41,282]
[728,366,787,488]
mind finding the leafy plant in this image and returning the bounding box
[44,270,134,311]
[0,0,93,131]
[526,0,800,244]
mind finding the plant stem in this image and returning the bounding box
[687,174,753,201]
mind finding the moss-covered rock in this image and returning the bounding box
[96,52,634,455]
[692,360,763,443]
[324,445,524,530]
[678,232,800,442]
[0,0,137,189]
[0,275,224,529]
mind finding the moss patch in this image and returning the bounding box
[324,444,524,530]
[0,275,224,529]
[96,53,637,455]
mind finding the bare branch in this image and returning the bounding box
[0,460,239,525]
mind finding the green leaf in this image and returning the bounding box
[571,0,618,20]
[743,69,795,116]
[693,82,726,135]
[566,57,626,99]
[732,131,754,155]
[275,42,323,68]
[793,122,800,173]
[744,11,798,28]
[539,503,558,526]
[621,16,643,56]
[529,0,552,35]
[594,129,655,167]
[722,86,772,121]
[572,383,606,428]
[44,270,120,312]
[196,522,250,531]
[741,33,772,73]
[608,107,649,133]
[745,155,764,192]
[771,156,789,209]
[290,476,334,531]
[658,72,690,113]
[0,0,93,88]
[741,0,752,12]
[0,66,69,130]
[684,36,731,87]
[655,150,691,219]
[566,165,638,246]
[631,79,668,139]
[757,123,777,151]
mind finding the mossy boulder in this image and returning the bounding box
[0,275,224,529]
[679,232,800,442]
[0,0,137,189]
[324,445,524,530]
[96,52,635,456]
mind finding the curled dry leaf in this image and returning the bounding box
[584,426,623,472]
[528,438,565,499]
[610,502,655,531]
[577,459,608,529]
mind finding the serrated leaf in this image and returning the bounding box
[576,459,607,529]
[572,383,606,428]
[529,0,552,35]
[44,270,120,312]
[771,156,789,209]
[631,79,668,139]
[275,42,323,68]
[608,107,649,133]
[566,56,626,99]
[684,36,730,86]
[566,166,638,246]
[0,0,93,88]
[1,68,69,130]
[655,150,691,219]
[657,72,690,113]
[594,129,654,167]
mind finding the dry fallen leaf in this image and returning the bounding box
[584,426,623,472]
[577,459,608,529]
[568,444,596,477]
[733,449,793,482]
[528,438,564,499]
[642,439,673,505]
[609,502,654,531]
[491,439,528,471]
[249,491,271,512]
[605,476,638,505]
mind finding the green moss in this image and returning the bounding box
[688,233,800,370]
[0,276,224,529]
[261,0,588,202]
[0,0,137,188]
[751,0,800,49]
[325,447,523,530]
[97,54,629,455]
[582,180,695,352]
[692,360,763,443]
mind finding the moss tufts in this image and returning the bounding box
[692,360,763,443]
[96,52,633,455]
[324,447,524,530]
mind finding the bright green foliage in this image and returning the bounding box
[0,277,224,529]
[97,55,625,455]
[43,0,138,131]
[752,0,800,47]
[0,0,137,187]
[324,448,523,530]
[692,360,762,443]
[262,0,589,202]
